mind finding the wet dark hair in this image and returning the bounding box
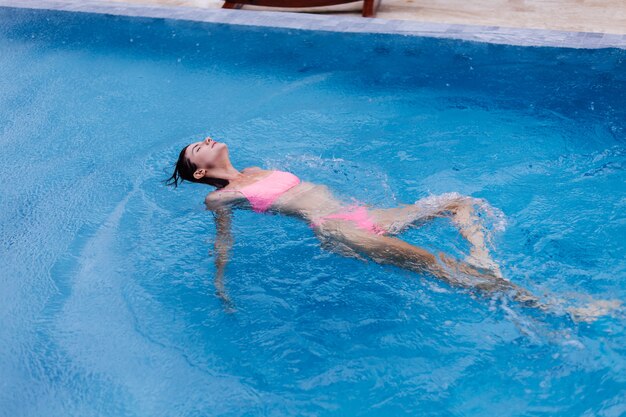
[165,145,229,189]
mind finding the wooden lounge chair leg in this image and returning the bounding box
[362,0,375,17]
[222,2,242,9]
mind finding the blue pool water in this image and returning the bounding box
[1,7,625,417]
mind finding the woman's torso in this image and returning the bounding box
[212,169,345,221]
[271,181,345,220]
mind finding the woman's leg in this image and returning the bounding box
[369,193,485,234]
[318,223,540,307]
[450,201,502,276]
[368,199,458,235]
[317,222,620,321]
[369,193,502,275]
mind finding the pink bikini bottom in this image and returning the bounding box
[311,205,387,235]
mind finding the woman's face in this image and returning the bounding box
[185,137,229,170]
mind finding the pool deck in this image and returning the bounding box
[109,0,626,35]
[1,0,625,48]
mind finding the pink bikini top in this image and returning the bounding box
[221,170,300,212]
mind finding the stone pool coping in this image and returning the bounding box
[1,0,625,49]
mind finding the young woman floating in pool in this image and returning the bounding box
[167,136,619,321]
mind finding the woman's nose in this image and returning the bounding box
[204,137,212,144]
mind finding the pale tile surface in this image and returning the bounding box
[106,0,626,34]
[2,0,625,48]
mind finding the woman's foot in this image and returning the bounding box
[567,300,622,323]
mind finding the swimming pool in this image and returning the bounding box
[1,5,625,416]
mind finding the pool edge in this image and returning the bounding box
[1,0,625,49]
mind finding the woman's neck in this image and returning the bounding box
[206,165,241,190]
[220,164,241,181]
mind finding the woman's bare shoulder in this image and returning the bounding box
[205,189,243,210]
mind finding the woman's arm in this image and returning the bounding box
[213,206,233,307]
[206,192,241,309]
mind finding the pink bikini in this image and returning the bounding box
[222,170,386,235]
[311,205,386,235]
[237,170,301,212]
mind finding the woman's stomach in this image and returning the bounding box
[272,182,345,220]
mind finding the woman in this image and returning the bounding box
[167,137,618,320]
